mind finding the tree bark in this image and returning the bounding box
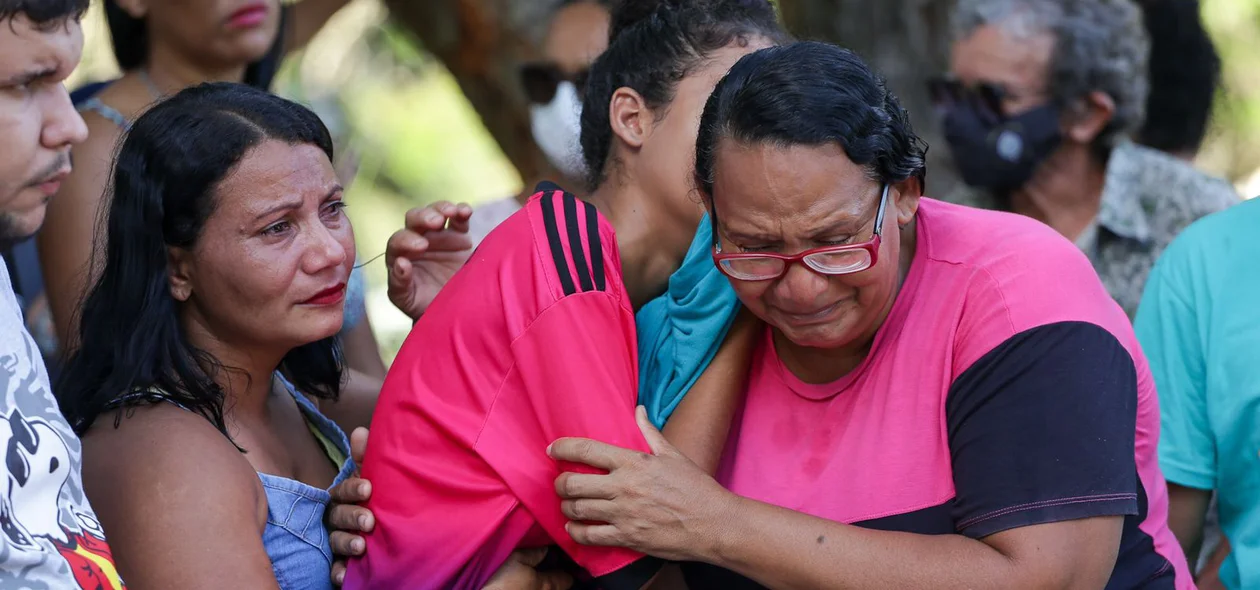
[383,0,959,195]
[381,0,565,188]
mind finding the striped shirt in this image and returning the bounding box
[345,183,660,590]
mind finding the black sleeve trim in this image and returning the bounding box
[947,321,1140,539]
[592,556,665,590]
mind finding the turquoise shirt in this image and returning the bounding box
[1134,198,1258,590]
[636,215,740,428]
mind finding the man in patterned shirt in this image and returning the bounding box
[933,0,1237,318]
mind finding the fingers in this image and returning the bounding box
[554,472,618,500]
[349,427,369,464]
[547,437,630,471]
[329,476,372,505]
[565,522,621,547]
[423,228,474,254]
[331,561,347,587]
[404,201,474,233]
[560,498,618,522]
[448,203,474,234]
[327,502,376,535]
[635,406,672,456]
[385,229,429,269]
[329,530,366,559]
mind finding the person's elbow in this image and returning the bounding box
[999,516,1123,590]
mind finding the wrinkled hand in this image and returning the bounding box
[548,407,736,563]
[386,201,474,320]
[481,548,574,590]
[328,427,373,586]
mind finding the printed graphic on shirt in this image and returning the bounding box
[0,332,122,589]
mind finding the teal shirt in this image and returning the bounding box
[1134,198,1258,590]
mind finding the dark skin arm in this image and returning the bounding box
[82,406,279,589]
[551,410,1125,590]
[320,367,382,433]
[341,313,388,380]
[1166,482,1212,565]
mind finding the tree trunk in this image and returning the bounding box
[381,0,565,187]
[383,0,959,195]
[779,0,960,196]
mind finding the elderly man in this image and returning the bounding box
[935,0,1237,319]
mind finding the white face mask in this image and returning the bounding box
[529,81,586,181]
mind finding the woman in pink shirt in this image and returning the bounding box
[548,41,1192,589]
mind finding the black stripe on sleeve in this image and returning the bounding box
[541,192,576,296]
[583,200,606,292]
[563,193,594,293]
[946,321,1139,539]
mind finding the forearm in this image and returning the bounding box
[704,496,1103,590]
[323,368,381,432]
[661,309,758,474]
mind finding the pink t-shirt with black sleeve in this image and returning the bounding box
[685,199,1191,589]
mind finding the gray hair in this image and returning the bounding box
[952,0,1150,153]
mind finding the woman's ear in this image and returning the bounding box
[167,247,193,302]
[608,87,650,152]
[1063,91,1116,145]
[112,0,149,19]
[891,178,922,229]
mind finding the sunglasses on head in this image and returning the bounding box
[520,62,590,105]
[927,75,1008,125]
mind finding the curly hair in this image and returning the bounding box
[580,0,789,192]
[952,0,1151,153]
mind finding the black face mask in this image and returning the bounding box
[942,101,1062,195]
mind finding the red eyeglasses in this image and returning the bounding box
[712,184,889,282]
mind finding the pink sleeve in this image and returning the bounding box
[475,291,656,580]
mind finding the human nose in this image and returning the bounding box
[772,257,830,303]
[303,222,350,275]
[42,84,88,150]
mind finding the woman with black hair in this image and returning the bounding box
[342,1,787,588]
[57,82,359,590]
[547,41,1193,589]
[34,0,387,402]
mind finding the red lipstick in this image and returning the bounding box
[227,3,269,29]
[301,283,346,306]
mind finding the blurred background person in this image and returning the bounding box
[1133,1,1231,586]
[466,0,610,245]
[934,0,1237,319]
[1136,0,1221,164]
[1135,202,1259,590]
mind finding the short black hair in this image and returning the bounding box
[579,0,788,192]
[0,0,88,25]
[1136,0,1219,155]
[695,41,927,201]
